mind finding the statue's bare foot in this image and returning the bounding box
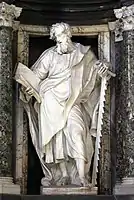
[80,177,91,187]
[56,176,71,186]
[41,177,51,186]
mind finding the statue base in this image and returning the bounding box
[40,186,97,195]
[114,178,134,195]
[0,177,20,194]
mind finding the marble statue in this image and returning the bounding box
[15,22,114,188]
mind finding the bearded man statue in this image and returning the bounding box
[16,22,113,187]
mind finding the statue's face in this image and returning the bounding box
[55,28,70,54]
[55,28,68,44]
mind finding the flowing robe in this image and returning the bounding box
[20,43,101,184]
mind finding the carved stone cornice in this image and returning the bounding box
[114,4,134,31]
[0,2,22,27]
[109,4,134,42]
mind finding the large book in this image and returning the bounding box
[14,62,41,103]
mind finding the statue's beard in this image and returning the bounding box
[56,41,74,54]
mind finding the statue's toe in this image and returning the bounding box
[80,177,91,187]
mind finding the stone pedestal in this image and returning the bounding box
[109,4,134,195]
[0,2,22,194]
[40,186,97,195]
[114,178,134,195]
[0,177,20,194]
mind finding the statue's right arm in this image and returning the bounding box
[32,63,48,80]
[26,58,49,95]
[21,50,50,96]
[31,50,50,80]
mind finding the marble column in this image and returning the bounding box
[0,2,22,194]
[109,4,134,195]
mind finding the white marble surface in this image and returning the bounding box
[41,186,97,195]
[115,178,134,195]
[15,22,111,192]
[0,177,20,194]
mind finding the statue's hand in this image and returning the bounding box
[25,87,34,96]
[96,60,109,78]
[21,86,34,96]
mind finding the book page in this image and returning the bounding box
[14,62,41,103]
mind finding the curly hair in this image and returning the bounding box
[50,22,72,40]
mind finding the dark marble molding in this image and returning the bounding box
[99,86,112,194]
[0,26,13,176]
[122,31,134,177]
[115,40,125,181]
[115,30,134,181]
[110,32,117,190]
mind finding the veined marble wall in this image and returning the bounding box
[109,4,134,195]
[0,26,12,177]
[0,2,22,194]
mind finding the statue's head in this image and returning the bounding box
[50,22,72,41]
[50,22,73,54]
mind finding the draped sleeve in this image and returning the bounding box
[31,49,52,80]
